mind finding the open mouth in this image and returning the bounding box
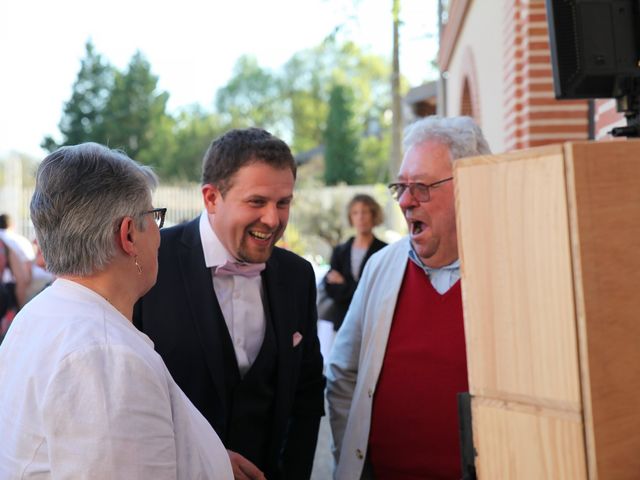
[249,230,273,240]
[410,220,425,235]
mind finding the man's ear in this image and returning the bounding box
[116,216,138,257]
[202,184,222,214]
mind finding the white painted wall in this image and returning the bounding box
[444,0,506,153]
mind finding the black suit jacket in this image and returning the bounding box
[134,218,325,479]
[325,236,387,330]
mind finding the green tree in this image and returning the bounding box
[44,36,401,184]
[280,44,331,153]
[281,37,394,181]
[42,44,176,175]
[41,41,114,151]
[215,55,285,135]
[360,130,391,183]
[100,51,173,168]
[167,105,227,181]
[324,84,361,185]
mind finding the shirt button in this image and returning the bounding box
[356,449,364,460]
[368,388,373,398]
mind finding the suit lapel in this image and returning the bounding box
[177,219,228,409]
[262,253,295,418]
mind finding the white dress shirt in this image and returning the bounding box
[0,278,233,480]
[199,211,266,376]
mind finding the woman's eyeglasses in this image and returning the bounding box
[142,208,167,229]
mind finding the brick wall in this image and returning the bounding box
[503,0,589,150]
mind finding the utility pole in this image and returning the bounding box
[436,0,447,116]
[389,0,403,179]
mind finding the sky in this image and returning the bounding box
[0,0,439,159]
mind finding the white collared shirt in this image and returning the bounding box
[199,211,266,376]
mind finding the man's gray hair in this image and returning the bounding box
[403,115,492,161]
[30,142,158,276]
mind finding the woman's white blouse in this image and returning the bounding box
[0,278,232,479]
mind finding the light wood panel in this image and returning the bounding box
[455,146,581,408]
[566,141,640,479]
[456,140,640,479]
[472,398,587,480]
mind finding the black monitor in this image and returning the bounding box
[546,0,640,136]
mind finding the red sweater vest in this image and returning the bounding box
[368,260,468,480]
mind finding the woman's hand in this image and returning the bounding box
[325,269,345,285]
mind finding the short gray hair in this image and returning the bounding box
[30,142,158,276]
[403,115,492,161]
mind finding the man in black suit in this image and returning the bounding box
[134,128,325,480]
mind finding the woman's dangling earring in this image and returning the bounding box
[134,255,142,275]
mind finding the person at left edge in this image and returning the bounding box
[134,127,326,480]
[0,143,233,479]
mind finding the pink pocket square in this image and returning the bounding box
[292,332,303,347]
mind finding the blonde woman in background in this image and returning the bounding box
[316,194,387,363]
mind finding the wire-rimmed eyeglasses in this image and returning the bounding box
[143,208,167,229]
[387,176,454,203]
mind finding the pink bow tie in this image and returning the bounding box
[215,260,265,278]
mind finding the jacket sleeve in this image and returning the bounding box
[325,269,369,464]
[325,242,358,304]
[281,261,326,479]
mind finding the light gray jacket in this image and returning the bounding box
[326,236,410,480]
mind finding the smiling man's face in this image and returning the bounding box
[203,160,295,263]
[397,139,458,268]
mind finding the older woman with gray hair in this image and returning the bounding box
[0,143,232,479]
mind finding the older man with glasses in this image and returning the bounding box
[326,116,491,480]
